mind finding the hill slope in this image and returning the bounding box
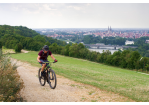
[0,25,67,51]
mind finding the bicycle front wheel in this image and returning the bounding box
[38,68,46,86]
[47,69,57,89]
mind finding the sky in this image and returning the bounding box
[0,0,149,29]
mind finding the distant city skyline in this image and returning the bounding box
[0,3,149,28]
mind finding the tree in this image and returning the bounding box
[90,51,98,61]
[15,43,22,53]
[69,43,78,57]
[33,35,46,43]
[79,48,89,59]
[84,35,94,44]
[111,51,121,66]
[60,46,65,55]
[49,43,58,54]
[99,50,111,63]
[64,44,71,56]
[120,50,130,68]
[0,40,2,49]
[45,42,51,46]
[131,51,141,69]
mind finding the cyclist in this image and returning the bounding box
[37,45,57,76]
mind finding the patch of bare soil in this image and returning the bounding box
[11,59,135,102]
[2,49,29,54]
[21,49,29,53]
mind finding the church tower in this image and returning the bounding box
[108,26,109,31]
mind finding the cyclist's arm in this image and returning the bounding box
[50,54,56,60]
[37,55,41,62]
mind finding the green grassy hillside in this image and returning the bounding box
[11,52,149,102]
[0,25,67,51]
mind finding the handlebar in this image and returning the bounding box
[41,61,57,64]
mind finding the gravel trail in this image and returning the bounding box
[12,59,135,102]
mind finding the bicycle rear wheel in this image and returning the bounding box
[38,68,46,86]
[47,69,57,89]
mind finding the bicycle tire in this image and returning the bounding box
[47,69,57,89]
[38,68,46,86]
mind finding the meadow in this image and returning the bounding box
[11,51,149,102]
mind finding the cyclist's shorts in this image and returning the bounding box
[39,59,49,66]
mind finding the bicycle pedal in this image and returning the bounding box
[50,78,54,80]
[40,76,44,79]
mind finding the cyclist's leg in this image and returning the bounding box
[41,64,46,72]
[45,59,49,67]
[40,59,46,72]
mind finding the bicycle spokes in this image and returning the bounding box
[49,72,54,80]
[38,68,46,86]
[48,70,57,89]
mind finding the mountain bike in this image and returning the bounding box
[38,61,57,89]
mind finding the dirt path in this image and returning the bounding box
[11,59,135,102]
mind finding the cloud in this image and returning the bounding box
[67,5,81,10]
[3,3,57,14]
[73,6,81,10]
[43,4,57,11]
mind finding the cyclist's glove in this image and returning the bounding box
[54,59,58,63]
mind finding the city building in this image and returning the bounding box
[125,40,134,45]
[145,40,149,43]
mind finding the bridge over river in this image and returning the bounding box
[84,44,137,50]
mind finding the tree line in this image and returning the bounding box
[0,25,67,52]
[83,35,126,45]
[49,42,149,72]
[69,35,127,45]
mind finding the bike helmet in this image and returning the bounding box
[43,45,49,51]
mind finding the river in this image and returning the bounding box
[89,48,118,54]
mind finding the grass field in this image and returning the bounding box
[10,51,149,102]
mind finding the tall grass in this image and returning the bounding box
[0,49,24,102]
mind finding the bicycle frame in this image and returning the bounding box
[42,62,52,70]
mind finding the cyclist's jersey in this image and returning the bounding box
[38,50,52,60]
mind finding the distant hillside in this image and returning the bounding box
[0,25,40,37]
[0,25,67,51]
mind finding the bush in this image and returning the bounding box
[15,43,22,53]
[0,49,24,102]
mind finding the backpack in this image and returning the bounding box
[41,50,49,59]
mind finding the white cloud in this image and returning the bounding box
[86,3,91,6]
[43,4,57,11]
[66,5,81,10]
[73,6,81,10]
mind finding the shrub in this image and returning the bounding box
[15,43,22,53]
[0,49,24,102]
